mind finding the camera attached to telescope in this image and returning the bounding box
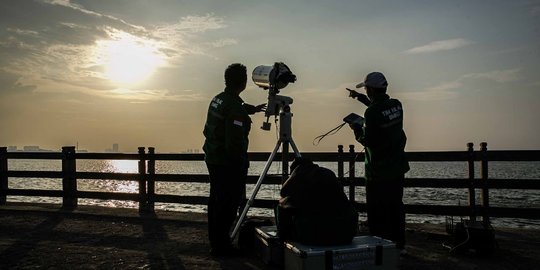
[252,62,297,130]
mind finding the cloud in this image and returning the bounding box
[43,0,146,34]
[0,1,232,99]
[6,28,39,36]
[405,38,472,54]
[401,68,521,101]
[168,14,226,33]
[0,70,36,94]
[425,80,463,92]
[209,38,238,48]
[151,14,228,57]
[100,88,206,102]
[462,69,521,83]
[399,89,459,101]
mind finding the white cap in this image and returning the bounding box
[356,72,388,89]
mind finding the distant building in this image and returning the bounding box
[23,146,41,151]
[21,146,52,152]
[105,143,120,153]
[7,146,17,152]
[182,148,201,153]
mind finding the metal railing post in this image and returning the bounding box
[0,147,7,205]
[467,142,476,221]
[138,147,147,213]
[147,147,156,213]
[348,145,356,202]
[480,142,490,225]
[62,146,77,210]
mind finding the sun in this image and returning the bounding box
[98,31,164,85]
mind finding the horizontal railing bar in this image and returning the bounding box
[149,152,346,162]
[486,150,540,161]
[152,194,207,205]
[5,152,63,160]
[404,204,471,216]
[147,174,208,183]
[147,153,204,161]
[152,194,276,209]
[246,175,283,185]
[485,207,540,219]
[6,189,63,197]
[8,171,63,179]
[486,179,540,190]
[405,178,469,188]
[77,191,139,201]
[406,151,469,162]
[75,153,141,160]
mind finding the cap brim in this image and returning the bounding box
[355,82,366,88]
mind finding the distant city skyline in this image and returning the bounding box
[5,143,202,153]
[1,1,540,152]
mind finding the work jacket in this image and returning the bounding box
[354,93,410,179]
[203,90,252,167]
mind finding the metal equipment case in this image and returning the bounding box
[254,226,284,266]
[284,236,399,270]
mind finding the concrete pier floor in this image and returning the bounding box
[1,202,539,269]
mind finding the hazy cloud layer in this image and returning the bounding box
[405,38,472,54]
[0,70,36,93]
[0,1,234,98]
[401,69,521,101]
[1,1,539,151]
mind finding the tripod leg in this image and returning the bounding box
[289,138,302,158]
[230,139,282,239]
[282,142,289,183]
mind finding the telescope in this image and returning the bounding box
[252,62,297,130]
[232,62,301,239]
[252,62,296,92]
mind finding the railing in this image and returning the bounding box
[1,143,539,221]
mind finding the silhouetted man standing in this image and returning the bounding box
[348,71,409,250]
[203,63,264,256]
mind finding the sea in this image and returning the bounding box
[6,159,540,229]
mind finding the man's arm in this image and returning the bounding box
[243,103,267,115]
[346,88,371,106]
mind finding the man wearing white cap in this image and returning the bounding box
[347,71,410,250]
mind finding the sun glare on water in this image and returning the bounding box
[97,31,164,85]
[108,160,139,193]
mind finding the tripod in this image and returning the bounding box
[230,103,301,239]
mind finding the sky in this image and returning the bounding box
[1,0,539,153]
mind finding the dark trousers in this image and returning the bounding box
[206,163,247,251]
[366,175,405,249]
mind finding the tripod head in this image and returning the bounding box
[261,93,293,131]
